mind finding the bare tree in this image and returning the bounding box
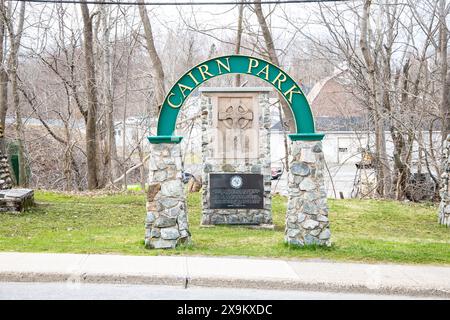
[439,0,450,140]
[252,1,291,171]
[0,0,7,153]
[138,0,166,112]
[234,1,244,87]
[3,2,26,185]
[253,0,295,133]
[80,1,100,190]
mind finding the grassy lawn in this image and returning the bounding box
[0,190,449,265]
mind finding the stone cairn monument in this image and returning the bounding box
[285,140,331,246]
[144,143,190,249]
[0,125,12,190]
[144,89,331,248]
[438,135,450,227]
[200,88,272,227]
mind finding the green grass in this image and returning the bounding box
[0,190,449,264]
[126,184,146,191]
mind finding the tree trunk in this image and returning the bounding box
[439,0,450,141]
[5,2,26,186]
[80,1,99,190]
[254,0,295,133]
[100,4,119,185]
[359,0,391,197]
[138,0,165,110]
[234,1,244,87]
[0,0,7,154]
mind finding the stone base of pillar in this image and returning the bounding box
[285,140,331,246]
[145,143,191,249]
[439,135,450,227]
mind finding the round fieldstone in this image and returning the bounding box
[210,215,226,224]
[149,238,176,249]
[168,203,183,218]
[299,178,317,191]
[146,212,155,224]
[297,213,307,223]
[177,214,189,230]
[150,228,161,238]
[304,234,319,245]
[161,227,180,240]
[290,162,310,176]
[179,229,190,238]
[153,170,167,182]
[304,191,322,201]
[251,165,261,174]
[316,215,329,223]
[302,219,319,230]
[158,198,179,209]
[287,200,296,210]
[302,202,317,215]
[319,228,331,240]
[154,216,177,228]
[161,180,184,197]
[287,228,300,237]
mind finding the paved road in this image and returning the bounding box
[0,282,435,300]
[271,164,358,198]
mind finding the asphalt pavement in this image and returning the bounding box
[0,282,438,300]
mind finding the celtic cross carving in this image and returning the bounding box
[218,104,254,129]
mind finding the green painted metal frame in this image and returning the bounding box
[148,54,324,144]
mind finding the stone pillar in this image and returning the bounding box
[285,140,331,246]
[438,135,450,227]
[145,143,190,249]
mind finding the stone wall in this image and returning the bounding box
[145,143,190,249]
[285,140,331,246]
[439,135,450,227]
[200,90,272,226]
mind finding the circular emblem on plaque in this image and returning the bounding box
[230,175,243,189]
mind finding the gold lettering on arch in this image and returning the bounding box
[216,58,231,74]
[178,83,193,99]
[167,92,182,108]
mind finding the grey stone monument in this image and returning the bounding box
[200,87,273,226]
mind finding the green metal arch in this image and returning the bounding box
[149,55,323,144]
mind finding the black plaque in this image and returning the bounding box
[209,173,264,209]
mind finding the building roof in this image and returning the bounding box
[307,71,365,118]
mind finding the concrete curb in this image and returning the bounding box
[1,271,449,298]
[0,272,185,287]
[188,277,450,298]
